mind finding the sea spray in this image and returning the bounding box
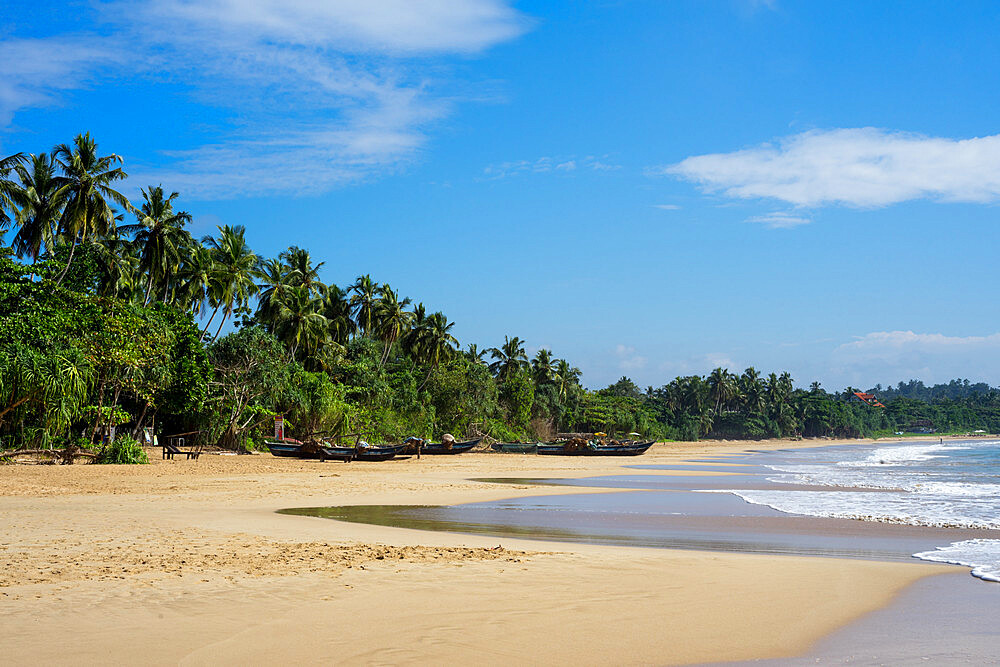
[914,540,1000,583]
[704,439,1000,582]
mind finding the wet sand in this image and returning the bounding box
[0,439,959,665]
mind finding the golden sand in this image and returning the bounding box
[1,439,948,665]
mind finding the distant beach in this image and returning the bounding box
[4,437,987,665]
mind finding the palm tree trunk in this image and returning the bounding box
[199,306,220,343]
[417,362,437,392]
[54,239,78,286]
[214,310,230,339]
[143,271,155,307]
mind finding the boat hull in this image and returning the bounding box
[319,444,407,462]
[402,439,481,455]
[266,442,322,459]
[491,442,539,453]
[537,441,654,456]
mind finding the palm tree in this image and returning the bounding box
[52,133,132,284]
[90,232,139,300]
[118,186,192,305]
[554,359,581,399]
[254,257,292,328]
[350,274,379,336]
[322,283,356,345]
[465,344,488,366]
[8,153,68,263]
[488,335,528,381]
[531,349,556,385]
[174,241,215,315]
[417,312,458,390]
[402,302,428,359]
[273,286,328,359]
[0,152,27,236]
[373,285,412,368]
[740,367,765,414]
[707,367,737,415]
[280,246,325,297]
[202,224,258,341]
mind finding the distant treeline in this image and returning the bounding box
[600,375,1000,441]
[1,134,998,457]
[869,379,997,402]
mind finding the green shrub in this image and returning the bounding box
[96,436,149,464]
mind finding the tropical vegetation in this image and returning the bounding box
[2,134,999,460]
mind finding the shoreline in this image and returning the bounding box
[1,437,963,665]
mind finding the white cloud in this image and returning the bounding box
[0,37,125,126]
[831,330,1000,387]
[483,155,619,179]
[127,0,528,55]
[663,127,1000,208]
[747,211,811,229]
[2,0,529,197]
[653,203,680,210]
[838,331,1000,355]
[658,352,738,377]
[614,344,647,372]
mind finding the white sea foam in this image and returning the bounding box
[702,489,1000,530]
[849,443,962,467]
[708,439,1000,582]
[913,539,1000,583]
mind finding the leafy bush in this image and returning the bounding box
[96,436,149,464]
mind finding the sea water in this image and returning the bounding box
[710,439,1000,582]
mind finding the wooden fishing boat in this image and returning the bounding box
[585,441,654,456]
[537,440,654,457]
[319,443,407,462]
[536,440,580,456]
[400,437,481,455]
[490,442,540,453]
[265,440,323,459]
[419,438,480,455]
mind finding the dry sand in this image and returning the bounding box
[0,439,950,665]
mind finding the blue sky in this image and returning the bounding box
[4,0,1000,390]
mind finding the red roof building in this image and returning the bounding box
[852,391,886,408]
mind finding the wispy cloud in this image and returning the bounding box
[125,0,529,55]
[661,128,1000,208]
[652,203,681,210]
[831,330,1000,386]
[614,344,647,372]
[483,155,620,179]
[0,37,125,127]
[838,331,1000,355]
[2,0,529,197]
[657,352,737,377]
[747,211,810,229]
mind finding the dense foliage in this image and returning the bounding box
[1,134,997,457]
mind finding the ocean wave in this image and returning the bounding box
[700,488,1000,530]
[913,539,1000,583]
[848,443,959,467]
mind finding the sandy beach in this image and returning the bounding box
[1,439,955,665]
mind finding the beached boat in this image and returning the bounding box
[490,442,540,453]
[400,437,481,455]
[420,438,481,455]
[319,443,407,462]
[265,440,323,459]
[585,441,654,456]
[536,440,654,456]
